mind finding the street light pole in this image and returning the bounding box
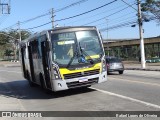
[137,0,146,69]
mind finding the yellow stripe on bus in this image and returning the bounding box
[85,55,100,59]
[59,63,101,79]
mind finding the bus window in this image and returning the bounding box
[76,30,103,56]
[30,40,39,59]
[52,32,77,65]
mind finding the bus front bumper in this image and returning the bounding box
[52,71,107,91]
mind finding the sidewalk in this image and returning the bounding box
[124,62,160,71]
[0,61,20,67]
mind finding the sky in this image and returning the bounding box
[0,0,159,39]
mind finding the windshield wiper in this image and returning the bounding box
[66,50,79,68]
[79,42,94,64]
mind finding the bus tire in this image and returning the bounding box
[27,72,36,87]
[40,74,51,94]
[40,75,45,89]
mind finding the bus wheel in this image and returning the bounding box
[40,75,45,89]
[27,72,36,87]
[40,75,52,94]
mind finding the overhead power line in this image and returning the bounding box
[66,2,131,25]
[55,0,117,22]
[96,15,136,27]
[21,0,90,24]
[20,13,50,24]
[121,0,137,11]
[99,16,157,32]
[100,20,137,32]
[82,2,136,26]
[27,21,52,30]
[55,0,89,13]
[27,0,118,30]
[1,0,90,31]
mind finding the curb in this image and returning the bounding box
[0,61,20,67]
[4,64,21,67]
[125,68,160,71]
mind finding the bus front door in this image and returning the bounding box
[21,47,26,78]
[41,41,52,89]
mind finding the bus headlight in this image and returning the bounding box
[53,67,61,79]
[102,60,107,72]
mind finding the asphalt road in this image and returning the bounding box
[0,66,160,120]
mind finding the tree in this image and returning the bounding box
[8,29,32,42]
[0,31,13,59]
[8,29,32,60]
[141,0,160,23]
[0,30,32,59]
[4,49,13,58]
[0,31,10,45]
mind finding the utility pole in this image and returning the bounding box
[121,0,145,68]
[51,8,54,29]
[0,0,10,14]
[106,18,109,56]
[15,21,21,60]
[17,21,22,42]
[137,0,145,69]
[0,0,1,14]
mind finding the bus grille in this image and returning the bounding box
[66,78,98,89]
[63,69,100,79]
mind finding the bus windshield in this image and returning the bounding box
[51,30,103,67]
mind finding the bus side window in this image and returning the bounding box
[31,40,39,59]
[38,35,47,59]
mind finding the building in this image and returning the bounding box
[103,37,160,60]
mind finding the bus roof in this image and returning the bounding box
[20,26,97,44]
[48,26,96,31]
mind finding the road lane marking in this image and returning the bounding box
[109,77,160,87]
[91,87,160,109]
[124,71,160,77]
[0,70,21,74]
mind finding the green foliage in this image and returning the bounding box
[0,29,32,59]
[8,29,32,41]
[4,49,13,56]
[141,0,160,23]
[0,31,10,45]
[0,30,32,45]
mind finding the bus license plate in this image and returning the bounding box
[79,78,88,82]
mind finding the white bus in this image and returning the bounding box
[19,26,107,92]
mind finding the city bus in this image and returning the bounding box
[19,26,107,92]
